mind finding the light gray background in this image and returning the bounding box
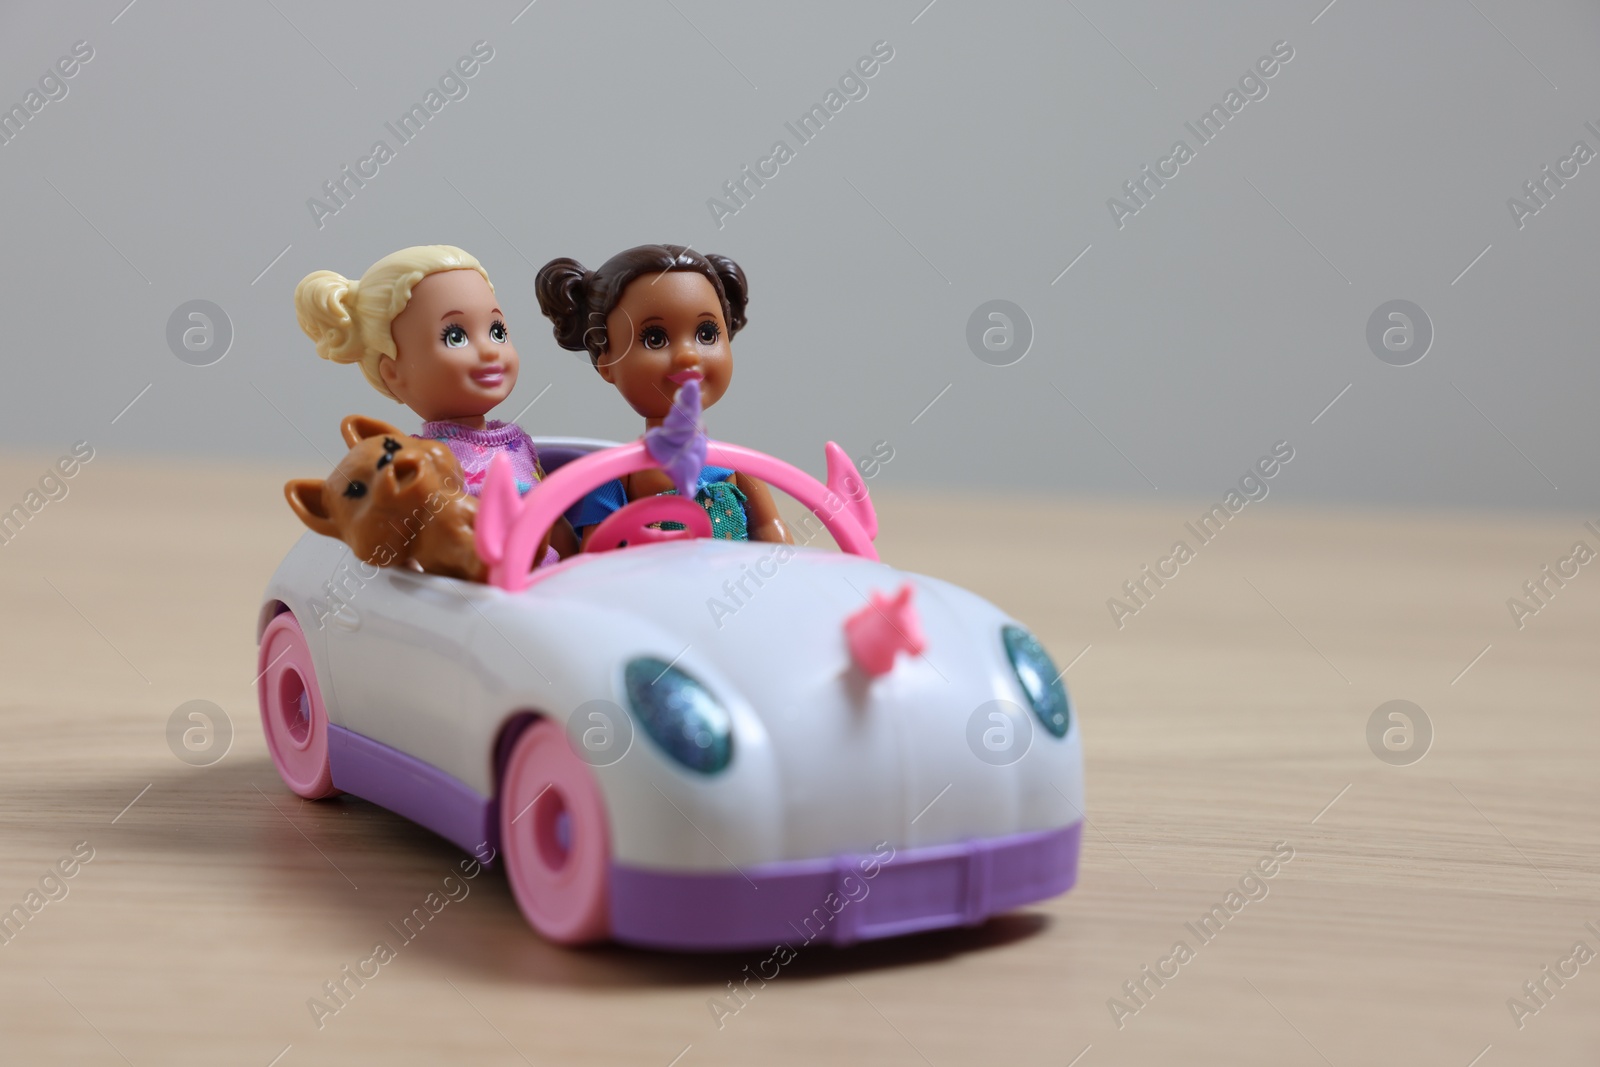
[1,0,1594,512]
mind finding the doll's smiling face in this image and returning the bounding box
[382,269,518,424]
[597,271,731,425]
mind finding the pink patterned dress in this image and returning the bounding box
[417,419,544,497]
[416,419,558,567]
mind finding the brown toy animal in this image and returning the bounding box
[285,415,487,582]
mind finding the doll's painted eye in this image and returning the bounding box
[343,480,368,499]
[441,324,469,348]
[489,319,508,343]
[641,326,669,350]
[696,320,720,345]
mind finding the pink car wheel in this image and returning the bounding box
[258,612,339,799]
[500,719,611,944]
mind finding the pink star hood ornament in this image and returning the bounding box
[845,583,926,676]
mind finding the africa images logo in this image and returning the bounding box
[706,40,895,229]
[1106,441,1294,629]
[305,41,494,230]
[1106,40,1295,229]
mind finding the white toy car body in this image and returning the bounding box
[258,436,1083,950]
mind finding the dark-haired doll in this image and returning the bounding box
[536,245,793,547]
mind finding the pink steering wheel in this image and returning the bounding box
[582,494,713,554]
[477,439,878,592]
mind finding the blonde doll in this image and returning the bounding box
[295,245,576,558]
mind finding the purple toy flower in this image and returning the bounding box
[644,378,707,500]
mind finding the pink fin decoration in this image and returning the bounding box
[476,451,523,588]
[824,441,877,541]
[844,583,925,677]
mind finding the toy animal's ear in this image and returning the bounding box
[341,414,407,448]
[284,479,341,539]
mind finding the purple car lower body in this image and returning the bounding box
[609,822,1082,951]
[327,725,1081,951]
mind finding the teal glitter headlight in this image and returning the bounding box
[1002,625,1071,739]
[623,657,734,774]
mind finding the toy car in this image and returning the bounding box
[256,436,1083,950]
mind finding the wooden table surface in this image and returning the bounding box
[1,454,1595,1066]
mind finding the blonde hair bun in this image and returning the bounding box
[294,269,361,365]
